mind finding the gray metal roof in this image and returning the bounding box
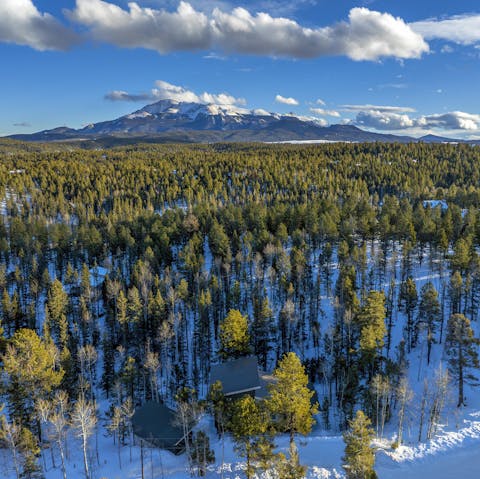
[210,356,261,396]
[132,401,185,449]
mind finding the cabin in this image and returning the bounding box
[210,356,319,405]
[210,356,262,399]
[210,356,318,406]
[132,401,189,455]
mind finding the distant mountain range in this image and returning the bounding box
[6,99,475,144]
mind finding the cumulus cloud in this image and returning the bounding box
[310,107,340,117]
[68,1,428,60]
[275,95,299,106]
[153,80,246,105]
[412,14,480,45]
[352,108,480,132]
[417,112,480,131]
[105,80,246,105]
[0,0,78,50]
[69,0,212,53]
[355,110,415,130]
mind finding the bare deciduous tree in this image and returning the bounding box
[71,395,97,479]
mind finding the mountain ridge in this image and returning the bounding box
[6,99,471,144]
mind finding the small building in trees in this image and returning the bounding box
[209,356,315,402]
[210,357,263,399]
[132,401,190,455]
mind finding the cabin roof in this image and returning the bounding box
[210,356,261,396]
[132,401,186,449]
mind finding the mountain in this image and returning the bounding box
[5,99,465,144]
[418,134,460,143]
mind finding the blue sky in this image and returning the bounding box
[2,0,480,138]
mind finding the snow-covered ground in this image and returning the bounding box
[2,232,479,478]
[3,402,480,479]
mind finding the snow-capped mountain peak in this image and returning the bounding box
[13,97,453,144]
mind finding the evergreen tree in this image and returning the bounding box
[275,443,306,479]
[2,329,64,428]
[445,314,480,407]
[357,291,386,375]
[267,352,318,447]
[229,395,271,479]
[45,279,69,350]
[252,295,273,369]
[343,410,377,479]
[219,309,250,359]
[417,282,441,365]
[398,277,418,352]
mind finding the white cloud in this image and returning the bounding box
[341,104,416,113]
[352,108,480,133]
[355,110,415,130]
[69,0,212,53]
[310,107,340,117]
[0,0,77,50]
[153,80,246,105]
[325,8,428,61]
[417,112,480,131]
[211,6,428,60]
[106,80,246,105]
[412,14,480,45]
[316,99,326,106]
[314,117,328,127]
[275,95,299,106]
[69,1,428,60]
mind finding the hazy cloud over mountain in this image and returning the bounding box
[105,80,246,106]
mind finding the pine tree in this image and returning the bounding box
[275,443,306,479]
[2,329,64,429]
[219,309,250,359]
[343,410,377,479]
[417,282,441,365]
[45,279,69,350]
[18,426,41,479]
[398,277,418,352]
[267,352,318,447]
[117,289,128,345]
[228,395,270,479]
[208,381,227,436]
[449,271,463,315]
[252,295,273,369]
[357,291,386,375]
[445,314,480,407]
